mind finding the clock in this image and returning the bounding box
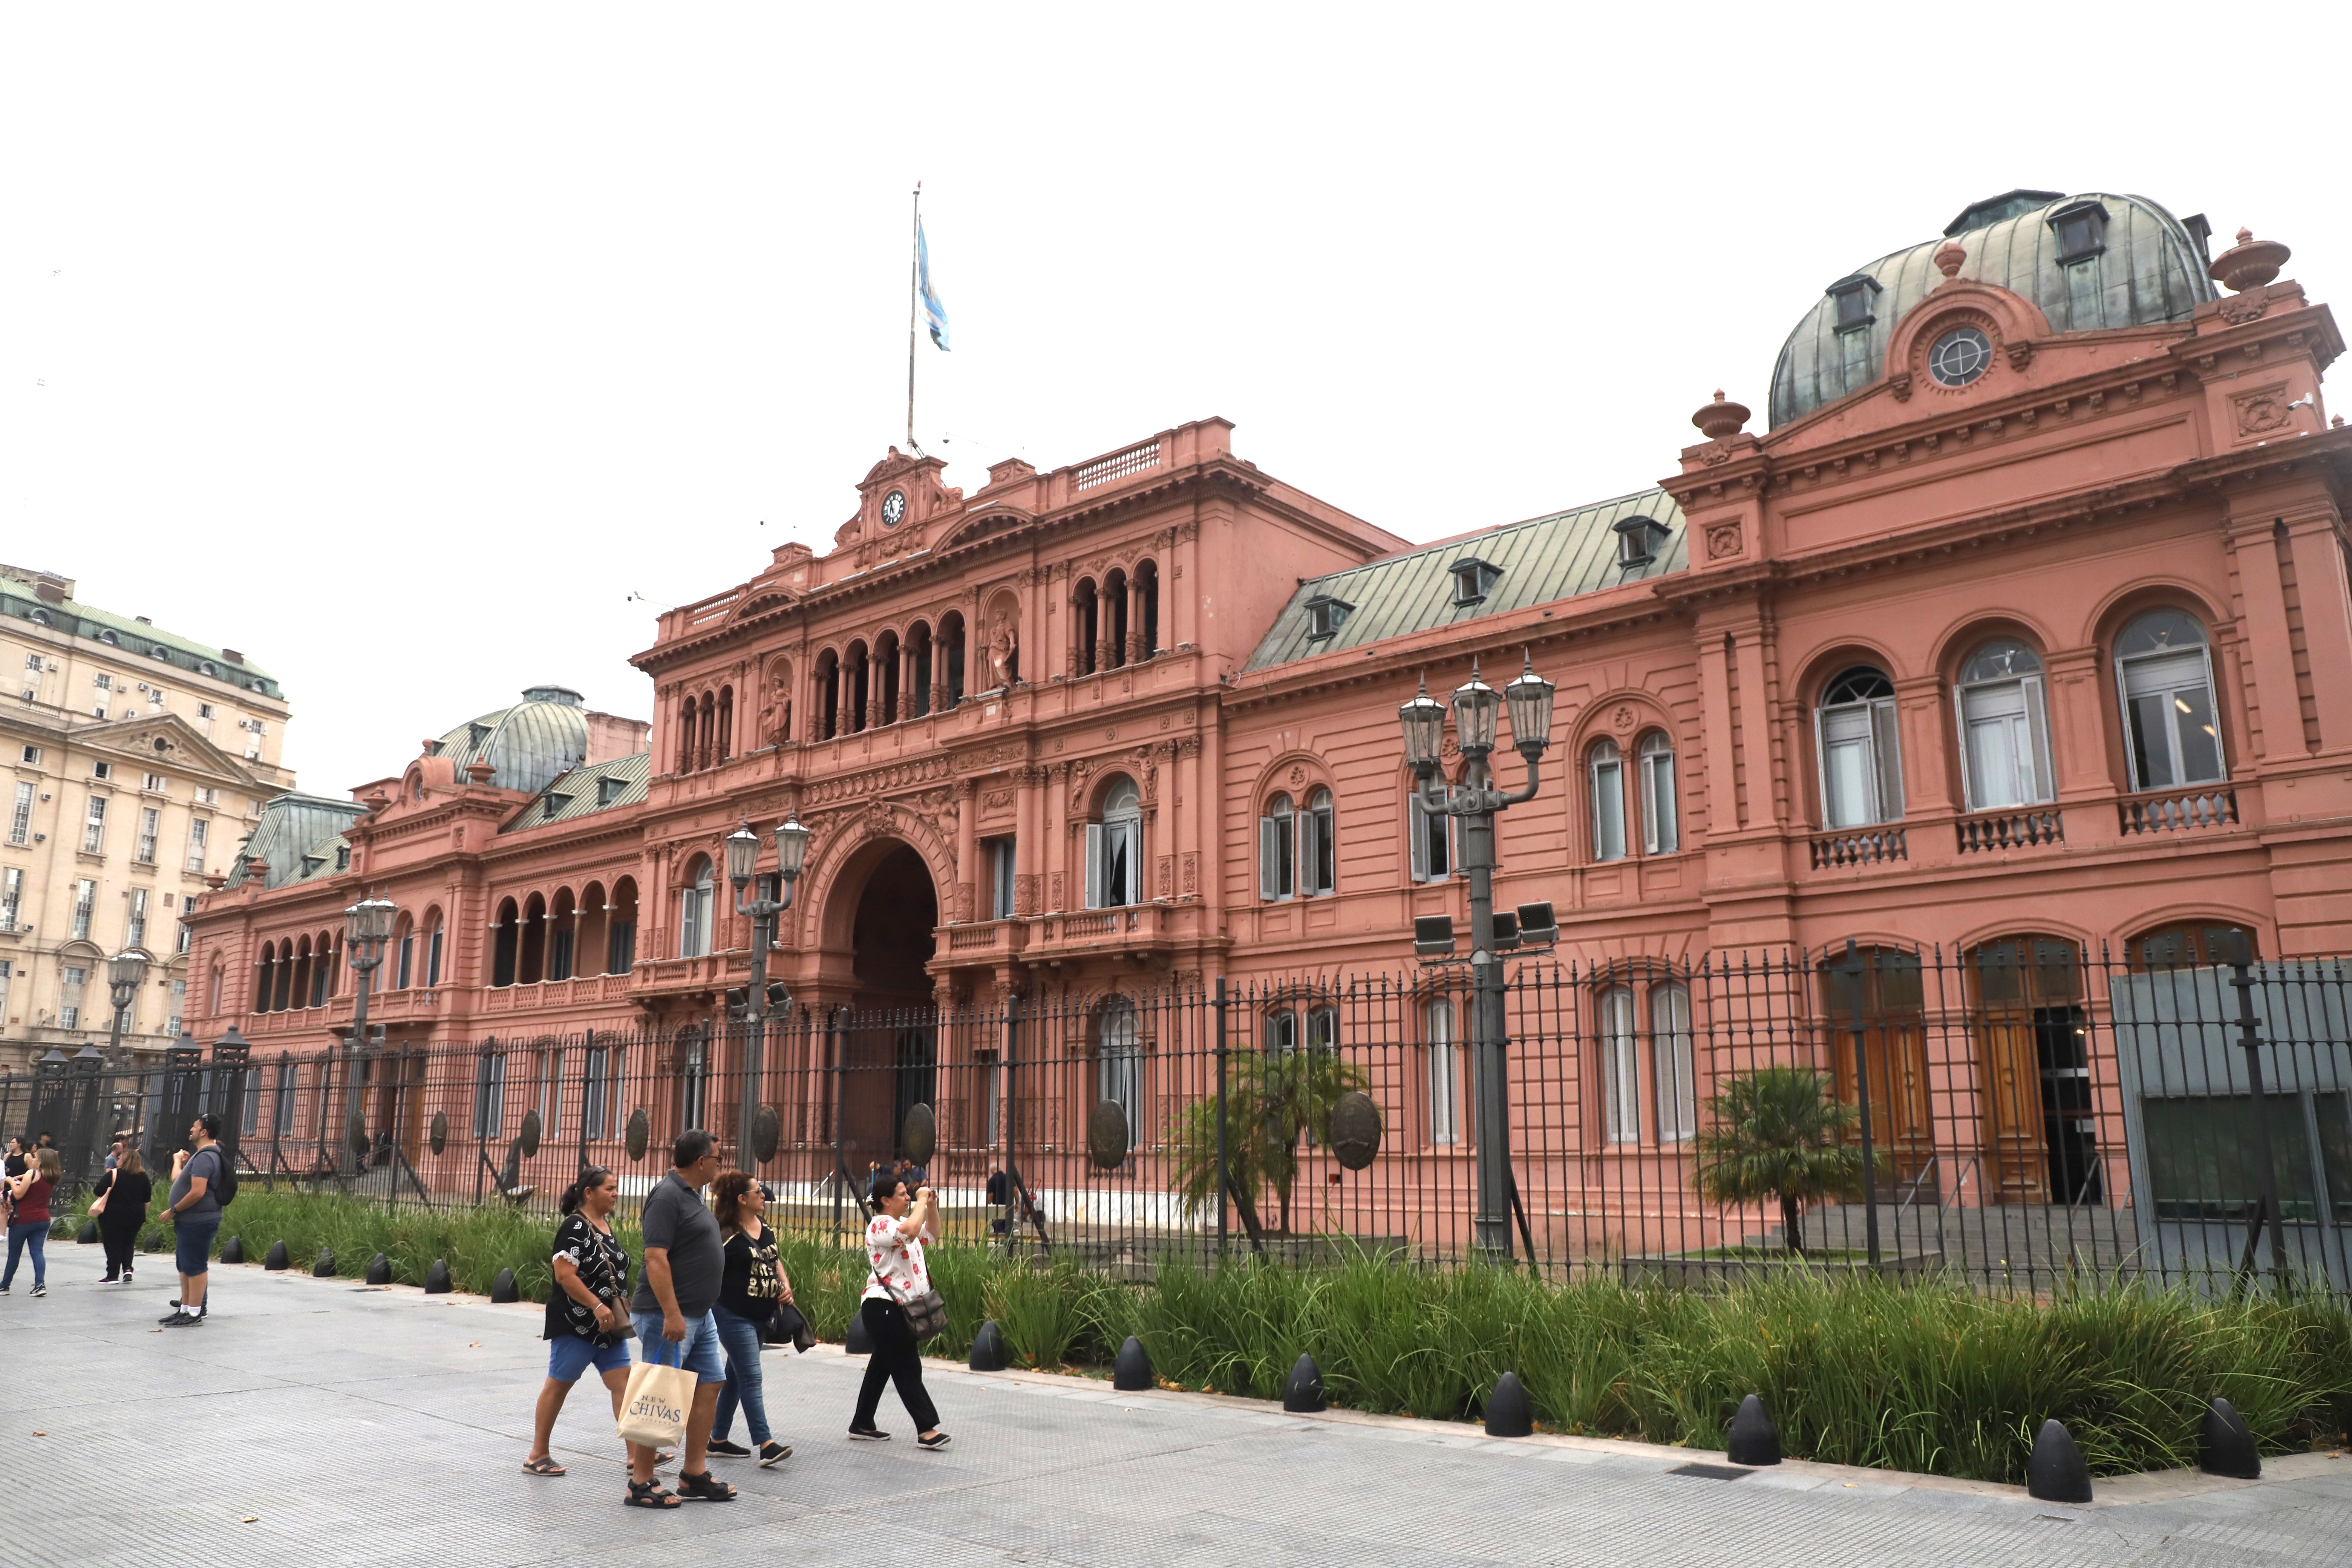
[879,490,906,528]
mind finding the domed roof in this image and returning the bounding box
[431,686,591,795]
[1767,191,2216,429]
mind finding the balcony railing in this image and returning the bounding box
[1808,825,1907,870]
[2118,786,2238,837]
[1072,439,1161,492]
[1955,807,2064,855]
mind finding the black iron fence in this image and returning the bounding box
[34,946,2349,1292]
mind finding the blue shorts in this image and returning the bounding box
[547,1334,633,1383]
[632,1308,726,1384]
[174,1213,222,1276]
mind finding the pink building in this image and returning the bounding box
[181,191,2352,1275]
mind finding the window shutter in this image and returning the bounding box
[2022,675,2050,804]
[1085,823,1104,910]
[1121,819,1141,904]
[1408,797,1428,881]
[1259,815,1278,900]
[1870,697,1905,821]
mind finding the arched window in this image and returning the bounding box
[1426,997,1460,1145]
[1073,580,1099,677]
[680,1030,708,1133]
[846,642,870,733]
[1599,985,1638,1143]
[874,631,901,725]
[2128,920,2256,971]
[939,612,966,708]
[1956,640,2053,810]
[519,892,548,985]
[208,963,225,1018]
[311,932,337,1007]
[1096,997,1142,1143]
[1816,666,1903,828]
[1651,982,1694,1142]
[815,650,841,741]
[1104,568,1130,670]
[716,684,734,760]
[1259,793,1294,901]
[606,879,639,974]
[548,887,577,982]
[255,942,277,1013]
[1639,731,1678,854]
[1303,789,1334,896]
[424,909,446,989]
[491,899,519,988]
[1134,560,1160,661]
[1086,776,1141,910]
[1264,1007,1297,1053]
[1306,1003,1337,1053]
[679,856,715,957]
[394,914,415,989]
[1589,738,1626,861]
[908,622,934,718]
[2115,611,2225,790]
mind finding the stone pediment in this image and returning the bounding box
[80,710,263,787]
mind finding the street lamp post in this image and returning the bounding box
[726,815,812,1168]
[1400,653,1556,1263]
[338,896,397,1182]
[104,946,152,1061]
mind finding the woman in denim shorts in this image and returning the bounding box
[524,1167,636,1476]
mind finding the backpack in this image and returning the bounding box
[204,1145,239,1208]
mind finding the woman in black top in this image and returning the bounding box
[89,1147,153,1283]
[524,1167,636,1477]
[704,1169,792,1467]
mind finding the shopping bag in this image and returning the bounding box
[616,1337,693,1450]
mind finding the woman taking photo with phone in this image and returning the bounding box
[524,1166,636,1477]
[848,1171,949,1449]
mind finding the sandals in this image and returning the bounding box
[521,1456,566,1477]
[674,1470,738,1502]
[624,1479,680,1509]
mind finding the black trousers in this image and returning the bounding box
[851,1298,939,1432]
[100,1227,139,1278]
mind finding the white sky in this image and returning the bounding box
[7,5,2345,798]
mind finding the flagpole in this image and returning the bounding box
[906,182,922,453]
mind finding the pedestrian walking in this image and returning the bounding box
[848,1171,949,1449]
[0,1147,60,1297]
[704,1171,792,1468]
[523,1166,636,1478]
[158,1115,227,1326]
[624,1129,736,1509]
[89,1147,153,1284]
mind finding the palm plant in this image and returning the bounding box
[1168,1047,1370,1237]
[1693,1065,1879,1254]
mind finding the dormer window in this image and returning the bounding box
[469,723,491,749]
[542,791,573,821]
[1614,515,1668,569]
[597,776,626,806]
[2048,200,2109,266]
[149,645,170,660]
[1305,595,1353,640]
[334,845,351,872]
[97,629,119,645]
[198,660,216,675]
[1827,274,1881,333]
[300,853,323,876]
[1451,558,1502,607]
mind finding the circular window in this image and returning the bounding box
[1928,326,1992,387]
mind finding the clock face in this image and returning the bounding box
[879,490,906,527]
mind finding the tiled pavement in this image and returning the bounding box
[5,1240,2349,1567]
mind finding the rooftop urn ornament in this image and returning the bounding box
[1691,389,1750,439]
[2211,227,2290,293]
[1933,241,1967,280]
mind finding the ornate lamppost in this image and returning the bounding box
[337,895,397,1181]
[104,947,152,1058]
[726,815,812,1167]
[1400,653,1556,1262]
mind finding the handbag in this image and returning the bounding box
[615,1336,693,1451]
[761,1300,816,1354]
[869,1251,949,1341]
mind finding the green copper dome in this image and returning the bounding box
[1768,191,2217,429]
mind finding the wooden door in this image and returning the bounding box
[1822,949,1934,1186]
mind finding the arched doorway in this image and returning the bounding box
[824,839,942,1173]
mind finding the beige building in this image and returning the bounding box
[1,562,292,1070]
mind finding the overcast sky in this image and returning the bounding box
[7,6,2345,798]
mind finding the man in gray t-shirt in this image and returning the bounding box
[626,1129,734,1502]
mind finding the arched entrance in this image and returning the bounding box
[821,838,942,1173]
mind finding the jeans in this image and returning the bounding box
[852,1298,939,1433]
[174,1213,221,1277]
[710,1304,770,1444]
[2,1222,45,1290]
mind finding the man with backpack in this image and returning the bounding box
[159,1113,233,1327]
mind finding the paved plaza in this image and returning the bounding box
[5,1241,2350,1568]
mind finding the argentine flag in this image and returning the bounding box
[918,218,950,351]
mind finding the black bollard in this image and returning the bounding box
[1484,1372,1533,1438]
[423,1257,452,1294]
[1727,1394,1782,1466]
[845,1309,874,1356]
[77,1219,100,1245]
[2026,1418,2093,1504]
[1113,1335,1154,1392]
[2198,1396,2261,1479]
[263,1240,289,1271]
[969,1320,1009,1372]
[312,1247,336,1278]
[220,1236,244,1265]
[490,1267,519,1304]
[365,1252,392,1286]
[1284,1353,1325,1414]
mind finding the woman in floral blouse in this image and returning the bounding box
[848,1171,949,1449]
[524,1166,636,1476]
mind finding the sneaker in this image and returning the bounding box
[159,1308,187,1325]
[757,1442,792,1468]
[847,1426,891,1442]
[101,1273,119,1283]
[164,1311,204,1328]
[917,1431,951,1451]
[121,1271,133,1283]
[0,1286,9,1296]
[705,1439,751,1459]
[28,1284,43,1298]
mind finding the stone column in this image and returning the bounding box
[1695,631,1741,836]
[1014,765,1044,917]
[2282,506,2352,751]
[2224,513,2309,761]
[954,778,978,923]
